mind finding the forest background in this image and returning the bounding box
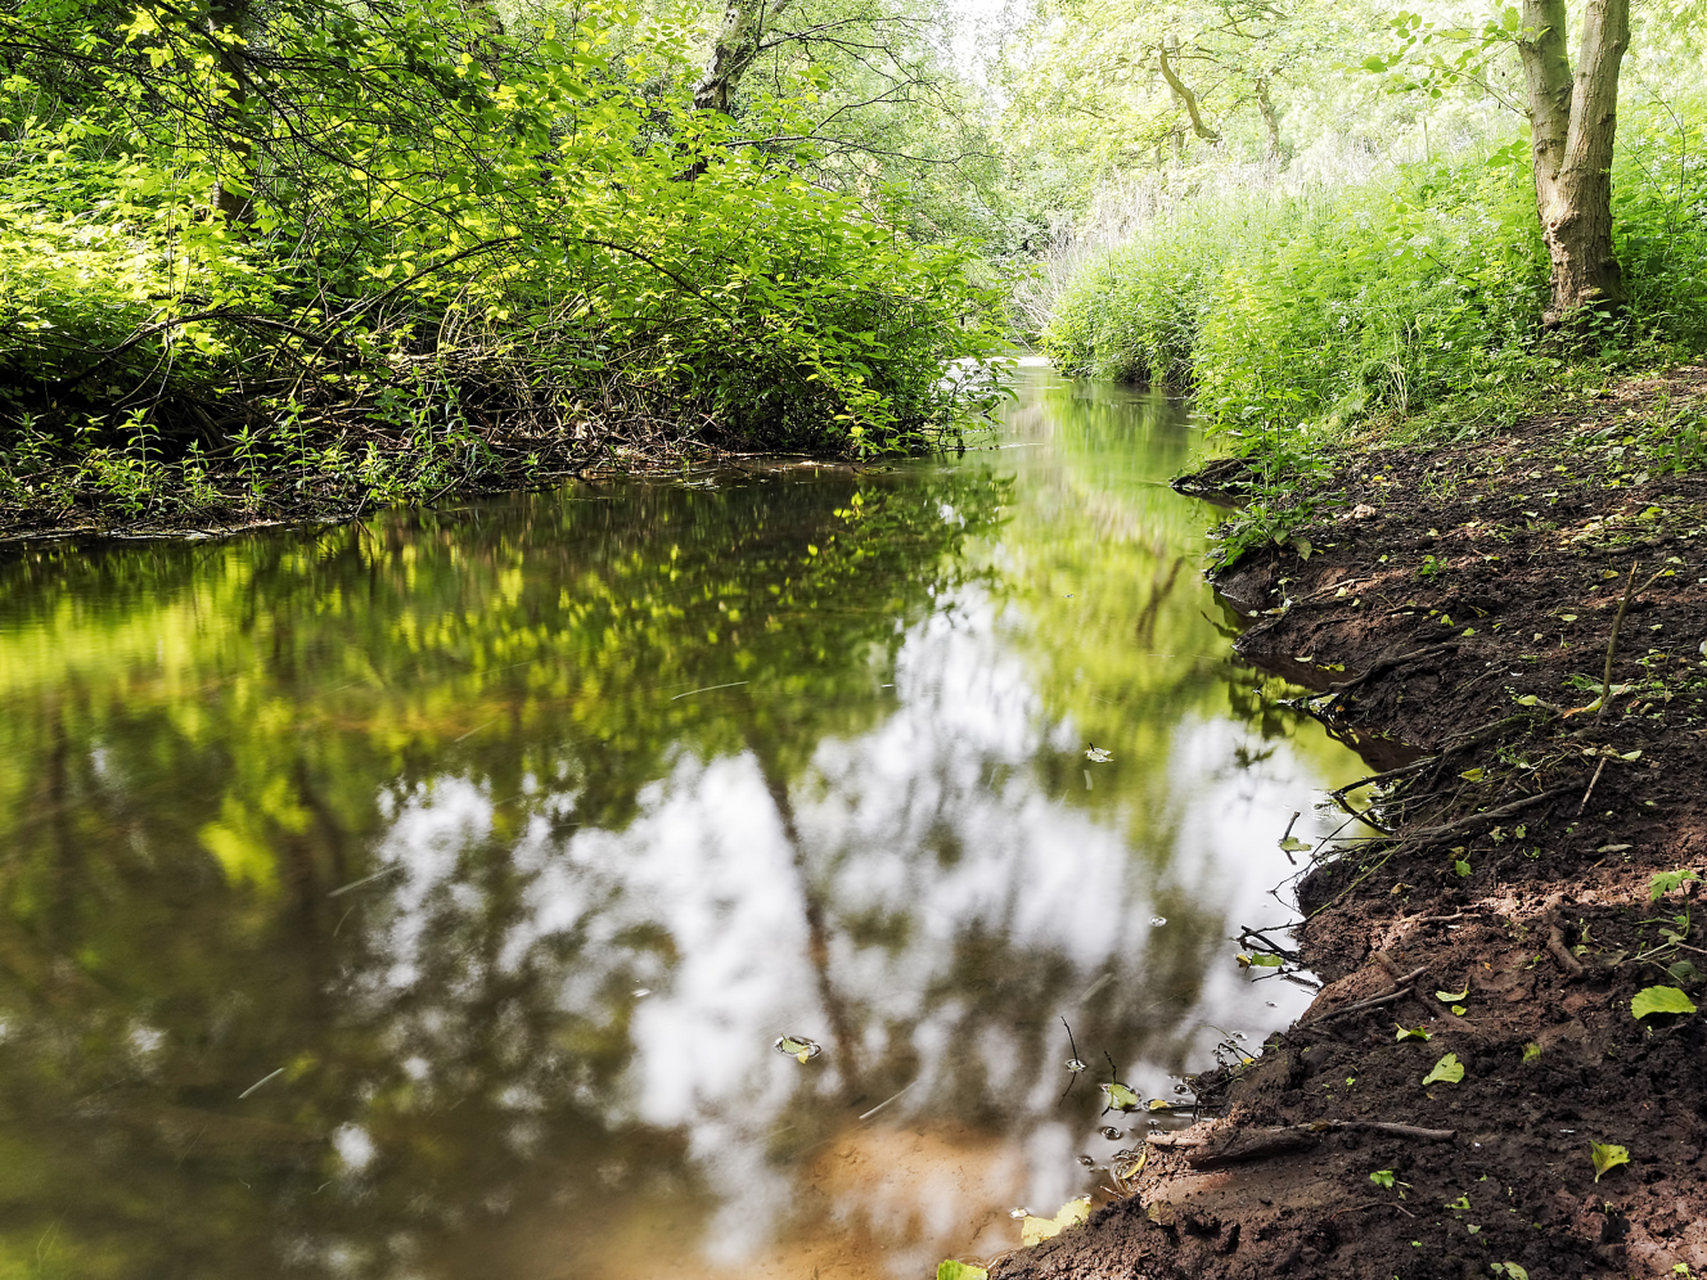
[2,0,1706,528]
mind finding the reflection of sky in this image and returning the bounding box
[359,573,1341,1275]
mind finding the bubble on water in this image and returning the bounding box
[632,988,651,998]
[1149,916,1167,927]
[1099,1126,1124,1141]
[1009,1207,1031,1219]
[1077,1155,1095,1168]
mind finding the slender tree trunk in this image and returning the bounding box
[1157,37,1220,145]
[1517,0,1629,324]
[1254,78,1282,165]
[206,0,255,224]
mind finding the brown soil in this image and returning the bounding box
[992,367,1707,1279]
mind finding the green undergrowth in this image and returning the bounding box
[0,0,1009,534]
[1045,98,1707,451]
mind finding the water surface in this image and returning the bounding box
[0,365,1365,1278]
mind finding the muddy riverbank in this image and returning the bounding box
[992,365,1707,1278]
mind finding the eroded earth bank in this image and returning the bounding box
[994,367,1707,1279]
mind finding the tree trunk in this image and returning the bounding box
[1254,77,1282,166]
[1516,0,1629,325]
[1157,37,1220,145]
[694,0,794,113]
[206,0,255,224]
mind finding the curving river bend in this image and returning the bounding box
[0,361,1369,1278]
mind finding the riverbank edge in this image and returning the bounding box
[989,363,1707,1278]
[0,441,887,547]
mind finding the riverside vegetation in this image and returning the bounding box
[0,0,1010,536]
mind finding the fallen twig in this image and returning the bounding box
[1329,758,1437,800]
[1327,639,1464,695]
[1161,1119,1456,1168]
[1301,966,1429,1026]
[1402,783,1576,845]
[1238,925,1303,963]
[1442,709,1558,752]
[1597,561,1640,726]
[1577,755,1609,817]
[1547,917,1585,980]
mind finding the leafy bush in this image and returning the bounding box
[0,0,1009,527]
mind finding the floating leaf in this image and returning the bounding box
[1084,745,1113,763]
[1278,836,1313,853]
[1422,1052,1465,1085]
[936,1262,989,1280]
[1395,1024,1432,1042]
[1436,986,1469,1003]
[1021,1197,1091,1246]
[1245,952,1284,968]
[1590,1142,1629,1183]
[774,1033,823,1063]
[1631,986,1698,1019]
[1101,1081,1143,1112]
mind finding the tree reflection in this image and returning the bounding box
[0,384,1359,1278]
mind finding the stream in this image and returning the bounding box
[0,361,1374,1279]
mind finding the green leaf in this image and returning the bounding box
[1278,836,1312,853]
[1021,1197,1091,1246]
[1101,1081,1142,1111]
[936,1263,989,1280]
[1590,1142,1629,1183]
[1435,986,1469,1003]
[1422,1052,1465,1085]
[1631,986,1698,1019]
[1458,767,1485,782]
[1648,869,1699,901]
[1395,1024,1432,1041]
